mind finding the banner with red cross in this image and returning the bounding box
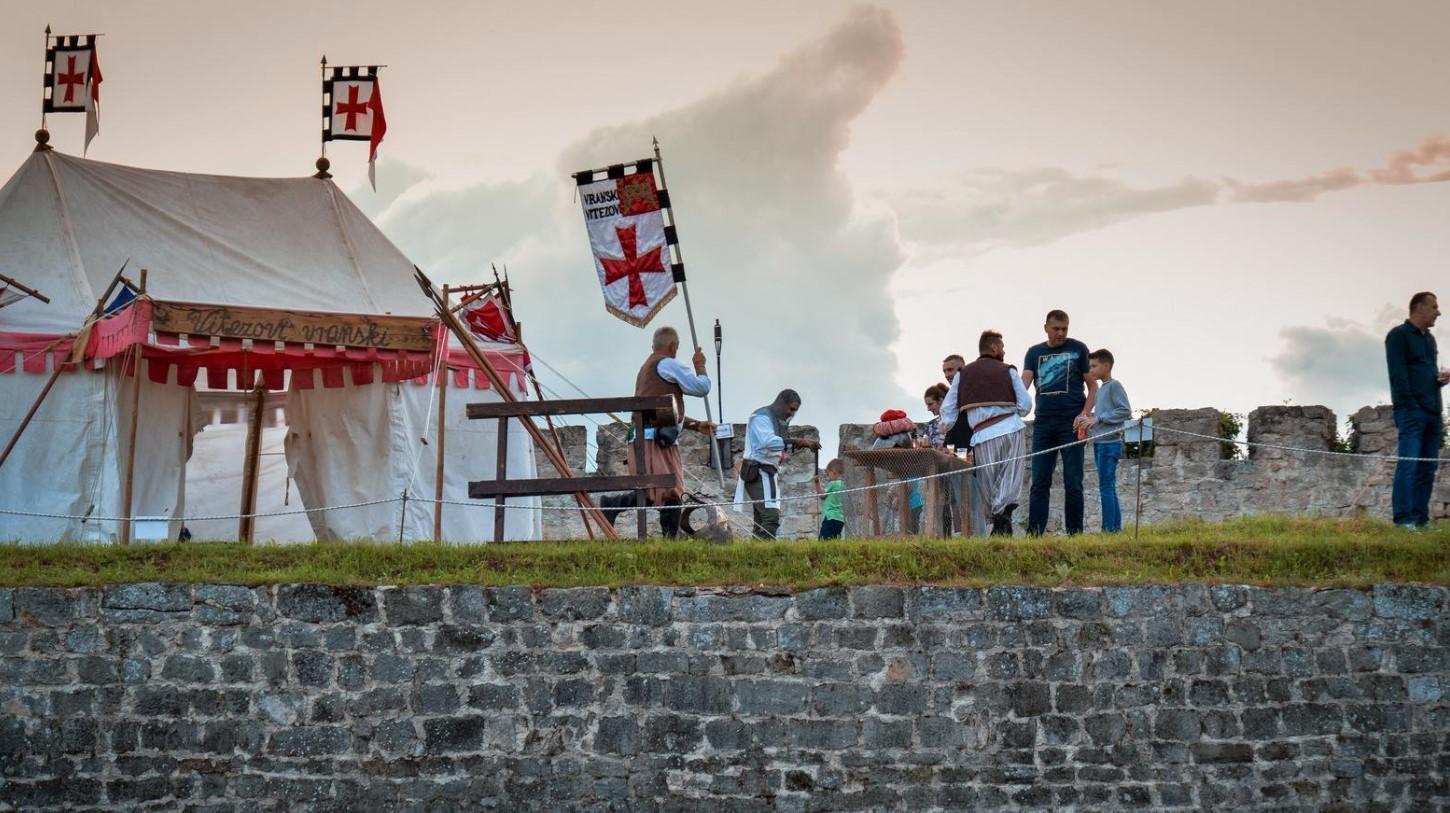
[322,66,387,188]
[43,33,104,153]
[573,159,684,328]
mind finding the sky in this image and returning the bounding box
[4,1,1449,451]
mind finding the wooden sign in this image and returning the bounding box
[150,301,438,352]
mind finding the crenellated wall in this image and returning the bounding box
[533,405,1446,539]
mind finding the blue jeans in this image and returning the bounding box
[1028,417,1085,535]
[1392,406,1442,526]
[1094,441,1123,533]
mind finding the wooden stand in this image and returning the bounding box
[465,396,678,540]
[843,447,977,538]
[416,267,618,539]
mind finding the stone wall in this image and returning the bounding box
[533,403,1444,540]
[2,582,1448,811]
[835,404,1450,537]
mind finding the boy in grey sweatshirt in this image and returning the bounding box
[1085,349,1132,533]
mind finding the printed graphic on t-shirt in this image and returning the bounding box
[1035,352,1075,395]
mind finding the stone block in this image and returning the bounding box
[796,587,849,620]
[539,587,611,620]
[1247,405,1336,461]
[850,586,905,619]
[987,586,1050,621]
[275,584,377,623]
[382,586,444,625]
[616,586,672,625]
[1152,408,1223,463]
[1373,585,1443,620]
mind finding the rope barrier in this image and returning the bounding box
[4,421,1441,526]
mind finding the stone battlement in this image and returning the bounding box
[538,404,1445,539]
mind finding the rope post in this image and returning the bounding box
[399,490,408,543]
[1134,416,1145,540]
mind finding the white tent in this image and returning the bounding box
[0,148,541,543]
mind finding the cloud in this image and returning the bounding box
[1267,305,1401,410]
[893,135,1450,253]
[365,7,909,455]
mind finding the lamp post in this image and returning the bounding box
[710,319,733,470]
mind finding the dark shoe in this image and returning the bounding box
[598,494,629,527]
[659,500,683,539]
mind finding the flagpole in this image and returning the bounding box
[0,272,50,304]
[40,25,50,131]
[319,55,328,160]
[652,138,726,492]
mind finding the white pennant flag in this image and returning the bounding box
[83,46,102,155]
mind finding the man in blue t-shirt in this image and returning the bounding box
[1022,309,1097,535]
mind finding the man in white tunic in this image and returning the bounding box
[734,389,819,539]
[940,331,1033,536]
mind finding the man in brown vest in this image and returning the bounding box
[939,331,1033,535]
[599,326,713,537]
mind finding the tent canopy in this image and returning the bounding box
[0,149,431,335]
[0,149,541,543]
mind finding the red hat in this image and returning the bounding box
[879,408,908,422]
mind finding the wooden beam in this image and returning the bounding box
[493,417,508,542]
[433,285,449,543]
[465,395,673,420]
[469,474,678,499]
[118,343,144,546]
[149,300,438,352]
[632,411,647,540]
[237,385,267,544]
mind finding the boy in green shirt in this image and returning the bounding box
[819,458,846,539]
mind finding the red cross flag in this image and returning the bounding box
[323,67,388,189]
[43,34,103,153]
[573,160,683,327]
[462,290,519,345]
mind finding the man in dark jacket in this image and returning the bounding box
[1386,291,1449,529]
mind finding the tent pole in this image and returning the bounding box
[118,342,144,546]
[418,268,618,539]
[432,286,449,543]
[0,262,128,472]
[237,384,266,544]
[118,269,148,546]
[652,138,726,491]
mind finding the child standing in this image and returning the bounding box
[819,459,846,539]
[1084,349,1132,533]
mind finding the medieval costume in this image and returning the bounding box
[940,355,1033,535]
[600,350,710,537]
[733,391,807,539]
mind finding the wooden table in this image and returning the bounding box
[842,447,976,538]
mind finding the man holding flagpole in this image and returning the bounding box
[598,327,714,537]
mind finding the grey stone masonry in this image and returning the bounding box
[1,582,1447,811]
